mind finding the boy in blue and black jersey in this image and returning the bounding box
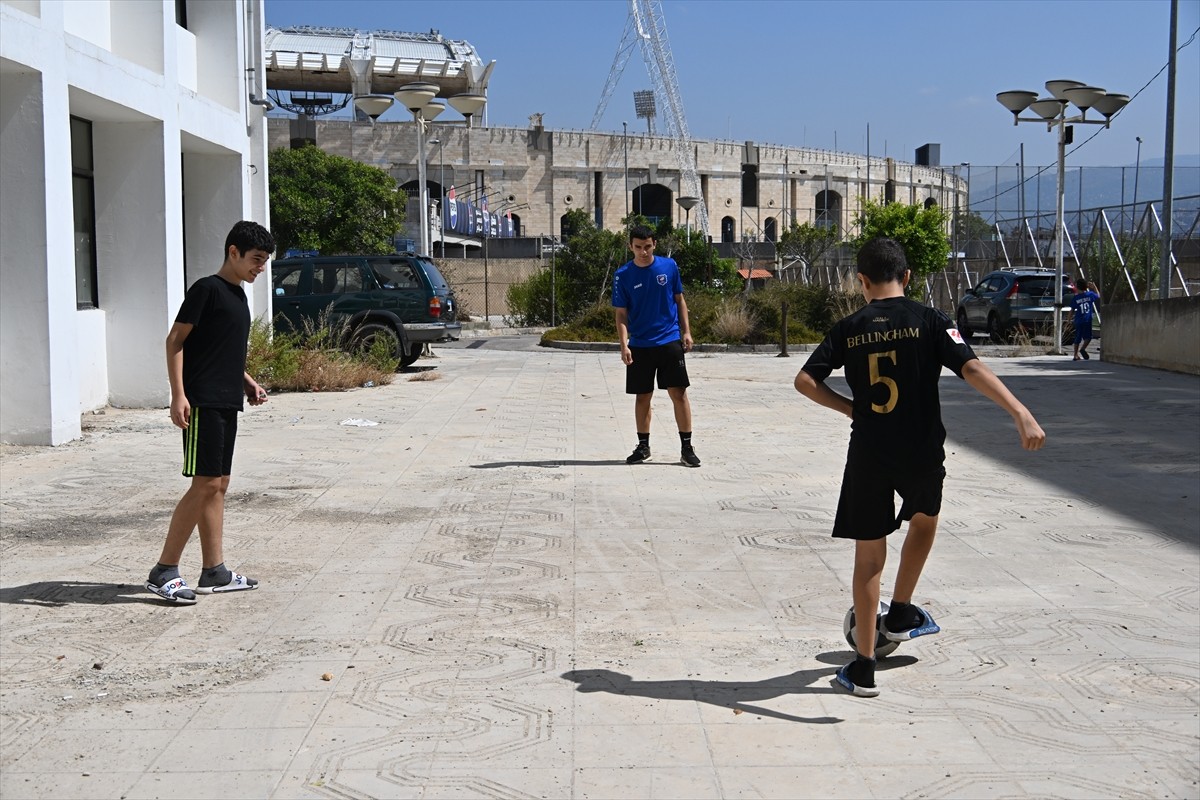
[612,225,700,467]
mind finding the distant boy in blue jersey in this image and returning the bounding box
[612,225,700,467]
[1070,278,1101,361]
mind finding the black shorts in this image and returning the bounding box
[182,407,238,478]
[626,340,690,394]
[831,455,945,540]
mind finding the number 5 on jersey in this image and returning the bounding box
[869,350,898,414]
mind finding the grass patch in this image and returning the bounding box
[247,314,397,392]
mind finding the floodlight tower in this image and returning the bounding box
[592,0,709,238]
[634,89,656,134]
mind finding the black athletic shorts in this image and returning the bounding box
[626,339,690,394]
[181,407,238,478]
[831,454,946,540]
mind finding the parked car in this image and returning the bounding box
[957,267,1073,343]
[270,254,461,367]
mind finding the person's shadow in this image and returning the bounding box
[0,581,153,607]
[562,660,912,723]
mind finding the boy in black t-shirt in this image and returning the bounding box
[795,238,1045,696]
[146,221,275,604]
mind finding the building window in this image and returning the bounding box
[741,165,758,208]
[175,0,188,29]
[71,116,98,309]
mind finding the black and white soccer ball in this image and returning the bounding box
[843,600,900,658]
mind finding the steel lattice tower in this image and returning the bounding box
[592,0,710,239]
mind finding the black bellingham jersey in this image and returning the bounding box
[802,296,977,468]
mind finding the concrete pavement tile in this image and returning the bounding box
[420,768,571,799]
[861,767,1025,800]
[835,718,997,767]
[5,727,174,773]
[186,690,329,730]
[574,766,723,799]
[0,771,141,800]
[149,728,310,773]
[570,723,714,769]
[715,765,874,799]
[706,722,849,766]
[124,770,284,800]
[265,590,389,636]
[276,768,426,799]
[658,571,779,632]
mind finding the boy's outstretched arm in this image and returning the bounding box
[794,370,853,419]
[961,360,1046,450]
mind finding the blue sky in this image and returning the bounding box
[265,0,1199,170]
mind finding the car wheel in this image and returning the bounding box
[353,322,402,362]
[986,313,1011,344]
[956,309,973,339]
[398,341,422,368]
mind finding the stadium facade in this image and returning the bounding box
[262,25,965,252]
[0,0,271,444]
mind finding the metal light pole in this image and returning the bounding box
[1132,135,1143,231]
[394,83,442,257]
[437,139,447,257]
[623,121,629,221]
[998,81,1129,355]
[677,196,699,243]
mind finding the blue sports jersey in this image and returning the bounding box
[612,256,684,347]
[1070,290,1100,323]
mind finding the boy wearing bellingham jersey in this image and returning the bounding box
[795,238,1045,697]
[613,225,700,467]
[1070,278,1101,361]
[145,221,275,604]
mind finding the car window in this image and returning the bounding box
[980,276,1003,294]
[1020,278,1056,297]
[373,259,422,290]
[415,258,451,291]
[273,265,304,297]
[314,263,365,295]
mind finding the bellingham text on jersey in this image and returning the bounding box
[845,327,921,350]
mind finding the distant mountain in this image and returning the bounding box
[968,161,1200,220]
[1140,154,1200,168]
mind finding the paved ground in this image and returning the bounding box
[1,344,1197,800]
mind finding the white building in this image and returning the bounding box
[0,0,272,445]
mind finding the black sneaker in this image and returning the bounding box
[626,444,651,464]
[680,446,701,468]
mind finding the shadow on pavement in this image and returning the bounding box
[0,581,152,607]
[938,359,1199,548]
[562,667,853,723]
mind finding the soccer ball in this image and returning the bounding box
[843,600,900,658]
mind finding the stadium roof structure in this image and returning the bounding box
[264,26,495,100]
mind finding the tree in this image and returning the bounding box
[778,222,841,284]
[269,145,404,255]
[852,198,950,298]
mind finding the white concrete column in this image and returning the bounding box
[93,120,174,408]
[0,65,82,444]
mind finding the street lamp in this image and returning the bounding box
[427,138,446,257]
[395,82,442,256]
[623,121,629,220]
[1132,135,1143,231]
[997,80,1128,354]
[677,196,700,243]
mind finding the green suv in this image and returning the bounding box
[271,255,461,367]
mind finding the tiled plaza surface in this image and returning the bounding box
[1,346,1197,799]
